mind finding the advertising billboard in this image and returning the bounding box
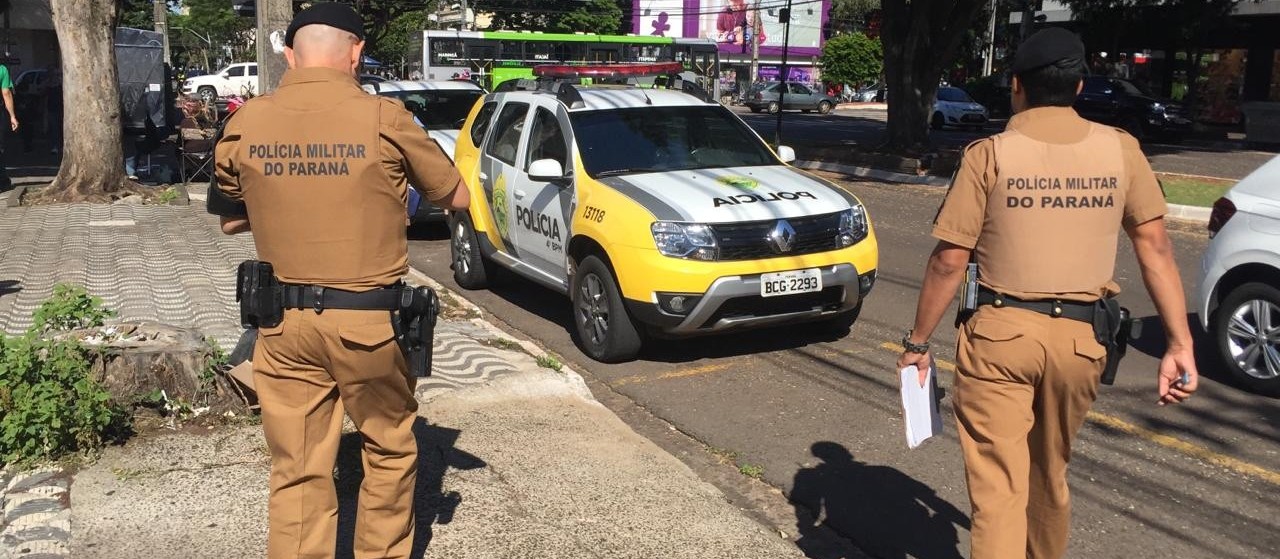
[633,0,829,58]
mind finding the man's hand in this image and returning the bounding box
[1156,344,1198,406]
[8,115,16,132]
[897,350,933,388]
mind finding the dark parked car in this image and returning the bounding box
[744,82,837,114]
[1074,76,1191,141]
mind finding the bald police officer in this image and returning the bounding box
[209,4,469,558]
[897,28,1198,559]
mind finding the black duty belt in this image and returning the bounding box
[976,288,1095,323]
[280,284,402,312]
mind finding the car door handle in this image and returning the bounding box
[479,172,489,181]
[514,190,526,200]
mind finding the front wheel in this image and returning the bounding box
[571,255,644,363]
[450,212,497,290]
[817,101,833,114]
[1211,282,1280,394]
[767,101,781,114]
[198,86,217,105]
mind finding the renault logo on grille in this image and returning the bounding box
[768,220,797,253]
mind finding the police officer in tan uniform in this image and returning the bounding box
[897,29,1198,559]
[209,4,469,558]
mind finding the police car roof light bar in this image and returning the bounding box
[531,62,684,79]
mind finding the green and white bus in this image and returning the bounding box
[417,30,720,98]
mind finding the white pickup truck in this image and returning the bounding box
[182,63,258,103]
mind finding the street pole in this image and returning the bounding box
[153,0,170,63]
[256,0,293,95]
[1020,0,1035,43]
[460,0,470,31]
[749,0,760,84]
[983,0,997,76]
[774,0,791,147]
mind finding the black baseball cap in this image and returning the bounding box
[284,2,364,48]
[1011,28,1085,75]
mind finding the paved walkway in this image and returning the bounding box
[0,202,804,558]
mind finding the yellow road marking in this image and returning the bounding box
[877,342,1280,485]
[613,363,735,387]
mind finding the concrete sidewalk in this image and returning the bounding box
[0,202,803,558]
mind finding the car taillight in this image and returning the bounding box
[1207,197,1236,234]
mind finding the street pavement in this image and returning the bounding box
[407,175,1280,559]
[734,106,1279,181]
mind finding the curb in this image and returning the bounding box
[403,267,595,403]
[796,159,1211,223]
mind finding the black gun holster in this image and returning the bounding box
[391,286,440,378]
[1092,299,1140,385]
[236,260,283,329]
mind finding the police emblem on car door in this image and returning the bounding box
[480,100,531,256]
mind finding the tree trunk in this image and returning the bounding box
[45,0,129,203]
[881,0,986,155]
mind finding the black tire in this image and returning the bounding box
[767,101,781,114]
[802,109,812,114]
[817,101,833,114]
[571,255,644,363]
[1210,282,1280,394]
[449,212,496,290]
[931,112,945,130]
[198,86,217,105]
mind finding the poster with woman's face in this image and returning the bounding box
[700,0,826,56]
[704,0,756,46]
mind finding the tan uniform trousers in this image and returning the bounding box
[954,305,1106,559]
[253,308,419,559]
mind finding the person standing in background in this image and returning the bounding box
[0,63,18,190]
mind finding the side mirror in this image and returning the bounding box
[528,159,567,182]
[776,145,797,163]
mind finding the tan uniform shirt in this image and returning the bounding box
[215,67,462,291]
[932,106,1167,302]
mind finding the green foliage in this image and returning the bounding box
[31,284,115,334]
[168,0,255,69]
[738,463,764,479]
[153,187,179,205]
[367,9,433,67]
[820,32,882,87]
[0,334,129,466]
[535,354,563,372]
[118,0,156,29]
[199,337,228,399]
[551,0,624,34]
[828,0,882,36]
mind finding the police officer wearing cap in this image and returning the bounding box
[897,28,1198,559]
[209,4,469,558]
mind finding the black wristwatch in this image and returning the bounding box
[902,330,930,354]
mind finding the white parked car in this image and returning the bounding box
[1197,155,1280,394]
[362,79,486,223]
[182,63,258,103]
[931,86,989,130]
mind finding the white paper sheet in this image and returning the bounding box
[900,363,943,449]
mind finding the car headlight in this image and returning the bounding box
[652,222,717,260]
[837,205,869,248]
[1150,102,1166,114]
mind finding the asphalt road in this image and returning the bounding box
[408,176,1279,559]
[734,106,1278,181]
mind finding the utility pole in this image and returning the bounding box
[774,0,792,147]
[256,0,293,94]
[153,0,170,63]
[1020,0,1035,42]
[749,0,760,84]
[460,0,470,31]
[983,0,997,76]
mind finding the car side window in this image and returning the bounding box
[790,84,811,95]
[227,66,245,77]
[1082,78,1109,96]
[526,107,567,171]
[470,101,498,147]
[248,65,258,76]
[487,102,530,165]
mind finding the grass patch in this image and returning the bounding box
[481,338,525,353]
[707,446,740,465]
[535,354,563,372]
[1157,174,1233,208]
[738,463,764,479]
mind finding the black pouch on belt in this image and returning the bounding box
[236,260,282,329]
[1092,298,1132,385]
[392,286,441,378]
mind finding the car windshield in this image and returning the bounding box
[380,89,483,130]
[937,87,973,103]
[571,106,777,178]
[1114,79,1151,97]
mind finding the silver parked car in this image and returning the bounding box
[744,82,837,114]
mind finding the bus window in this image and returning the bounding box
[430,39,464,66]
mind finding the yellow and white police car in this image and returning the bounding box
[449,64,879,362]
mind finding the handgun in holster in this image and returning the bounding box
[1092,299,1141,385]
[236,260,283,329]
[955,262,980,328]
[391,286,440,378]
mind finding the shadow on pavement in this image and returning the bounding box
[334,418,486,559]
[791,442,970,559]
[1126,312,1277,397]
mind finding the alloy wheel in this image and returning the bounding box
[453,221,472,276]
[1225,298,1280,380]
[577,273,609,346]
